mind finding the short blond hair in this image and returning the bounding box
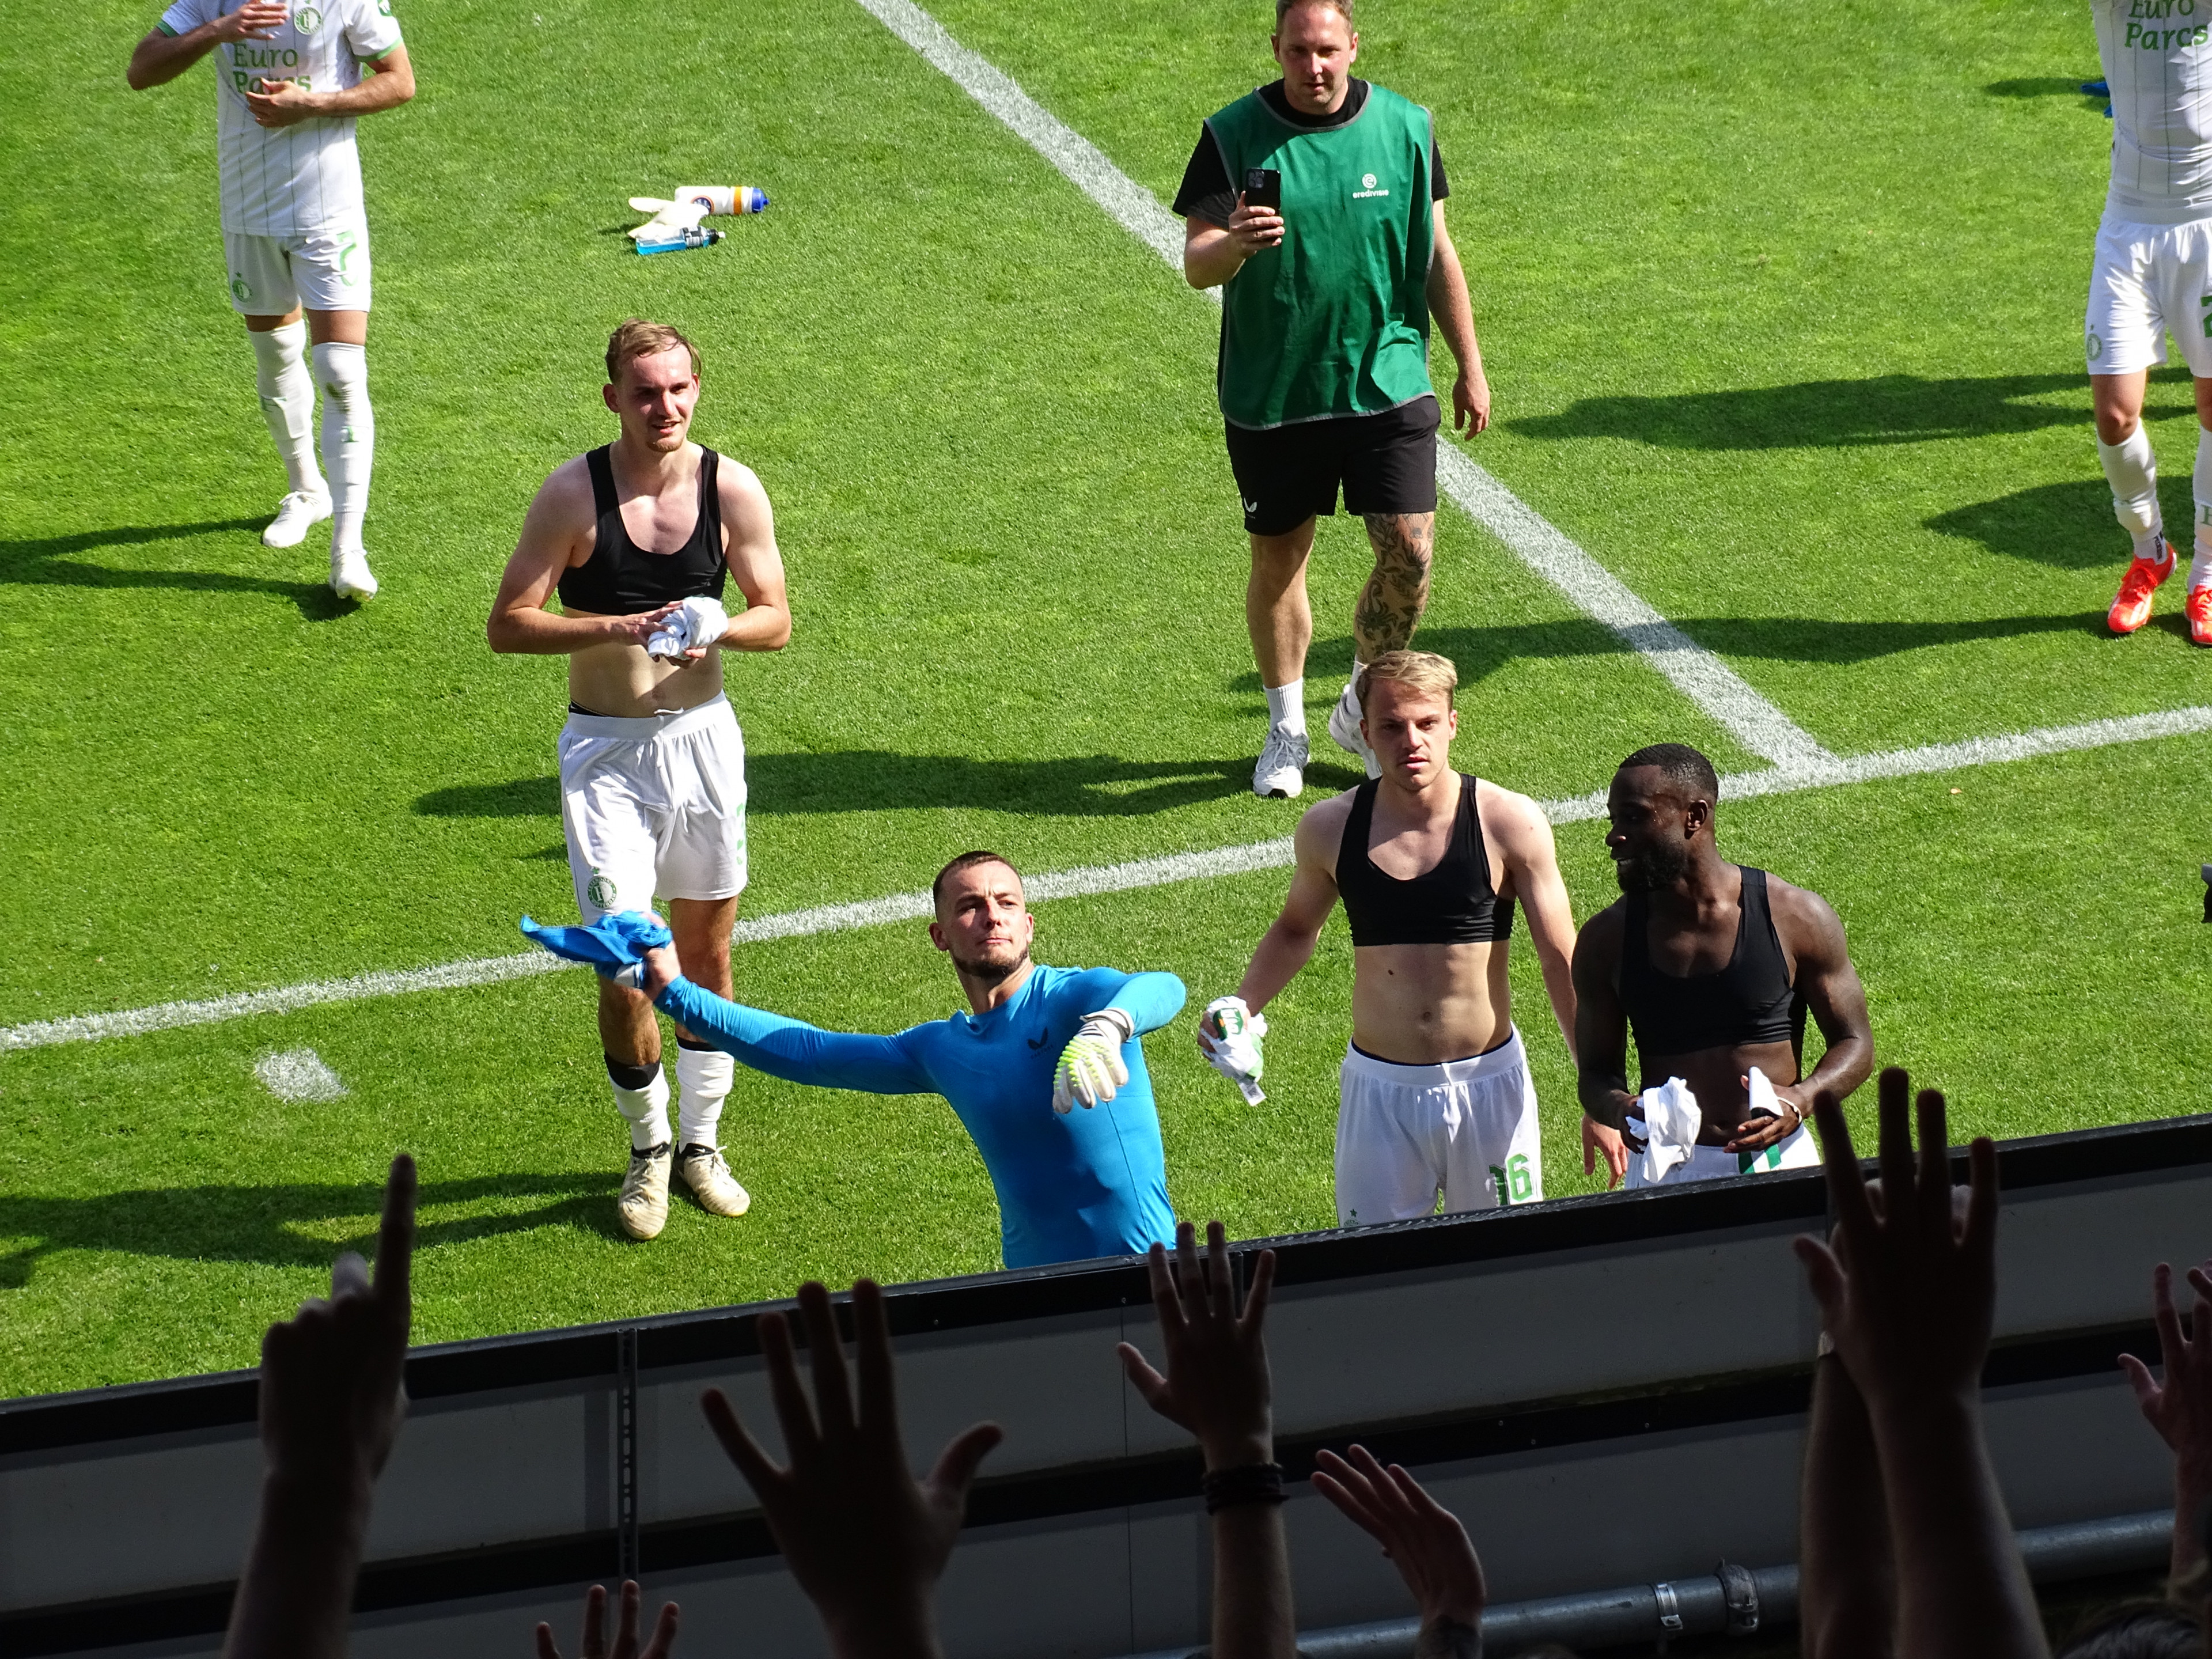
[1275,0,1353,24]
[1356,649,1457,713]
[605,318,700,387]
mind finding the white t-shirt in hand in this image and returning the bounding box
[2096,0,2212,225]
[156,0,403,237]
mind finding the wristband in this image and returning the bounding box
[1202,1461,1286,1513]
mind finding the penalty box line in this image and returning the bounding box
[3,703,2206,1055]
[847,0,1832,773]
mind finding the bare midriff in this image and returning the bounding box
[1637,1040,1801,1141]
[565,613,725,718]
[1350,938,1513,1065]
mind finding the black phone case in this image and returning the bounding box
[1243,168,1282,209]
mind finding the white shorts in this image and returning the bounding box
[1334,1029,1542,1225]
[2085,214,2212,377]
[1621,1113,1820,1189]
[558,695,748,922]
[224,222,372,316]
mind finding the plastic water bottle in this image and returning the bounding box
[672,184,769,216]
[635,226,724,256]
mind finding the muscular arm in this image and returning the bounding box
[653,978,932,1096]
[240,45,415,127]
[1488,789,1576,1060]
[1773,885,1874,1111]
[485,463,667,655]
[128,0,283,90]
[1425,203,1489,435]
[1234,806,1344,1012]
[707,459,792,653]
[1571,907,1638,1130]
[1184,198,1285,291]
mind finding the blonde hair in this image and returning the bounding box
[1356,649,1458,713]
[1275,0,1354,24]
[604,318,700,387]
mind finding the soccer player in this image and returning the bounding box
[126,0,415,602]
[524,853,1184,1270]
[1571,744,1874,1188]
[1172,0,1493,798]
[1202,652,1578,1224]
[2086,0,2212,645]
[488,319,791,1242]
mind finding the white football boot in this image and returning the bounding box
[330,546,378,602]
[262,488,332,548]
[1253,725,1309,799]
[677,1143,752,1217]
[1327,680,1381,778]
[618,1141,674,1240]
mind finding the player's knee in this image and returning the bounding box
[2094,406,2139,446]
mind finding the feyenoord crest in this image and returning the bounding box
[230,274,253,302]
[586,870,618,911]
[294,5,323,31]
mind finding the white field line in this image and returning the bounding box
[847,0,1831,772]
[5,705,2206,1055]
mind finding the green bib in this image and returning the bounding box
[1204,84,1437,429]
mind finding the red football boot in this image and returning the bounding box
[2109,543,2177,635]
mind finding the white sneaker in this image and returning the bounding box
[1328,681,1381,778]
[262,488,332,548]
[1253,725,1309,799]
[677,1143,752,1217]
[330,546,378,602]
[618,1141,674,1240]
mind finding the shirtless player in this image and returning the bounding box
[1572,744,1874,1188]
[1206,650,1578,1222]
[487,319,791,1240]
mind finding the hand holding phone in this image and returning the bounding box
[1233,166,1285,253]
[1242,167,1283,211]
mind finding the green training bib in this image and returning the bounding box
[1203,83,1437,429]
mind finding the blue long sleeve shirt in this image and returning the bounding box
[654,964,1186,1269]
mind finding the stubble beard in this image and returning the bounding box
[952,942,1030,988]
[1615,840,1692,893]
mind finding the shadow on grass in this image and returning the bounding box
[1509,371,2193,450]
[418,750,1267,820]
[0,518,353,620]
[0,1171,624,1289]
[1924,475,2207,571]
[1984,77,2103,101]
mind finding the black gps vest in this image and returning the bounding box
[1619,866,1805,1061]
[1335,775,1514,947]
[556,445,728,616]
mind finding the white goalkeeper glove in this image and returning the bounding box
[1199,995,1267,1105]
[647,595,730,660]
[1052,1010,1133,1114]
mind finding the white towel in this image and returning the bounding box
[1745,1065,1783,1124]
[1631,1077,1702,1185]
[647,595,729,660]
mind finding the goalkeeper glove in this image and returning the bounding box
[1199,995,1267,1104]
[1052,1010,1134,1114]
[647,595,730,660]
[519,910,673,988]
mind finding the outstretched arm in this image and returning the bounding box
[1235,806,1343,1013]
[645,957,931,1096]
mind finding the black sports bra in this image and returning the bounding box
[1336,774,1514,946]
[556,445,728,616]
[1620,865,1805,1061]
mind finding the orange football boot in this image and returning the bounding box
[2108,543,2177,635]
[2187,582,2212,647]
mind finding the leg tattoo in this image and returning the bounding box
[1355,513,1435,658]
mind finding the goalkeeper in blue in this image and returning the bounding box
[521,850,1184,1268]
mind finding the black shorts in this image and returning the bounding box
[1224,396,1440,537]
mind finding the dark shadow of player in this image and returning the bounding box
[0,519,351,620]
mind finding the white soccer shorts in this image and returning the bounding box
[2085,214,2212,378]
[1621,1112,1820,1189]
[1334,1029,1542,1225]
[558,695,748,922]
[224,221,372,316]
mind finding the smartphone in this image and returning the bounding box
[1243,167,1283,211]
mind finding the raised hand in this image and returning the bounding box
[1052,1011,1131,1113]
[2119,1258,2212,1577]
[535,1581,678,1659]
[1312,1445,1484,1655]
[1116,1220,1277,1468]
[699,1279,1001,1659]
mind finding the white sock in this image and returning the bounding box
[249,321,320,495]
[1263,679,1305,734]
[2194,427,2212,582]
[312,342,374,551]
[675,1045,734,1147]
[2193,536,2212,592]
[1344,660,1370,704]
[609,1062,671,1150]
[2098,426,2165,561]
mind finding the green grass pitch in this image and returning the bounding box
[0,0,2206,1398]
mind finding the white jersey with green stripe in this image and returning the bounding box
[157,0,402,237]
[2097,0,2212,225]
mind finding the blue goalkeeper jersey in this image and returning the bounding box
[654,963,1185,1269]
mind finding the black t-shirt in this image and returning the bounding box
[1171,79,1449,225]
